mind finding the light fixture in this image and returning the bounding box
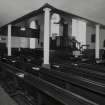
[20,27,26,31]
[32,67,40,71]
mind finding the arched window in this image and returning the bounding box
[29,20,37,29]
[29,20,39,49]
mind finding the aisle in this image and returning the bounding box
[0,86,18,105]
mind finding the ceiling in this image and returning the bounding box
[0,0,105,27]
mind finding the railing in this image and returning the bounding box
[0,26,40,38]
[80,45,90,52]
[60,37,81,50]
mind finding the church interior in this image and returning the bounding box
[0,1,105,105]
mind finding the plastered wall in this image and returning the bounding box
[86,25,95,49]
[12,14,44,48]
[86,25,105,50]
[2,13,105,51]
[100,28,105,49]
[12,13,72,49]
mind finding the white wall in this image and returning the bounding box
[77,20,86,45]
[0,35,30,48]
[29,38,40,49]
[0,35,7,43]
[100,28,105,49]
[72,19,87,45]
[86,25,105,50]
[28,14,44,48]
[60,14,72,37]
[86,25,95,49]
[0,35,41,49]
[0,14,44,49]
[16,14,44,48]
[51,23,60,37]
[11,13,73,49]
[10,36,30,48]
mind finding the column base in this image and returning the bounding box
[42,63,51,69]
[7,55,12,57]
[95,58,101,64]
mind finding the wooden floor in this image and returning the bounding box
[0,85,18,105]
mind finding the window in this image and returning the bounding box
[30,20,37,29]
[103,40,105,47]
[91,34,95,43]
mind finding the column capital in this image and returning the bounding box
[96,24,100,27]
[8,24,12,25]
[8,24,12,27]
[43,7,51,12]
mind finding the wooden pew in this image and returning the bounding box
[0,61,98,105]
[51,63,105,81]
[40,68,105,95]
[1,57,105,96]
